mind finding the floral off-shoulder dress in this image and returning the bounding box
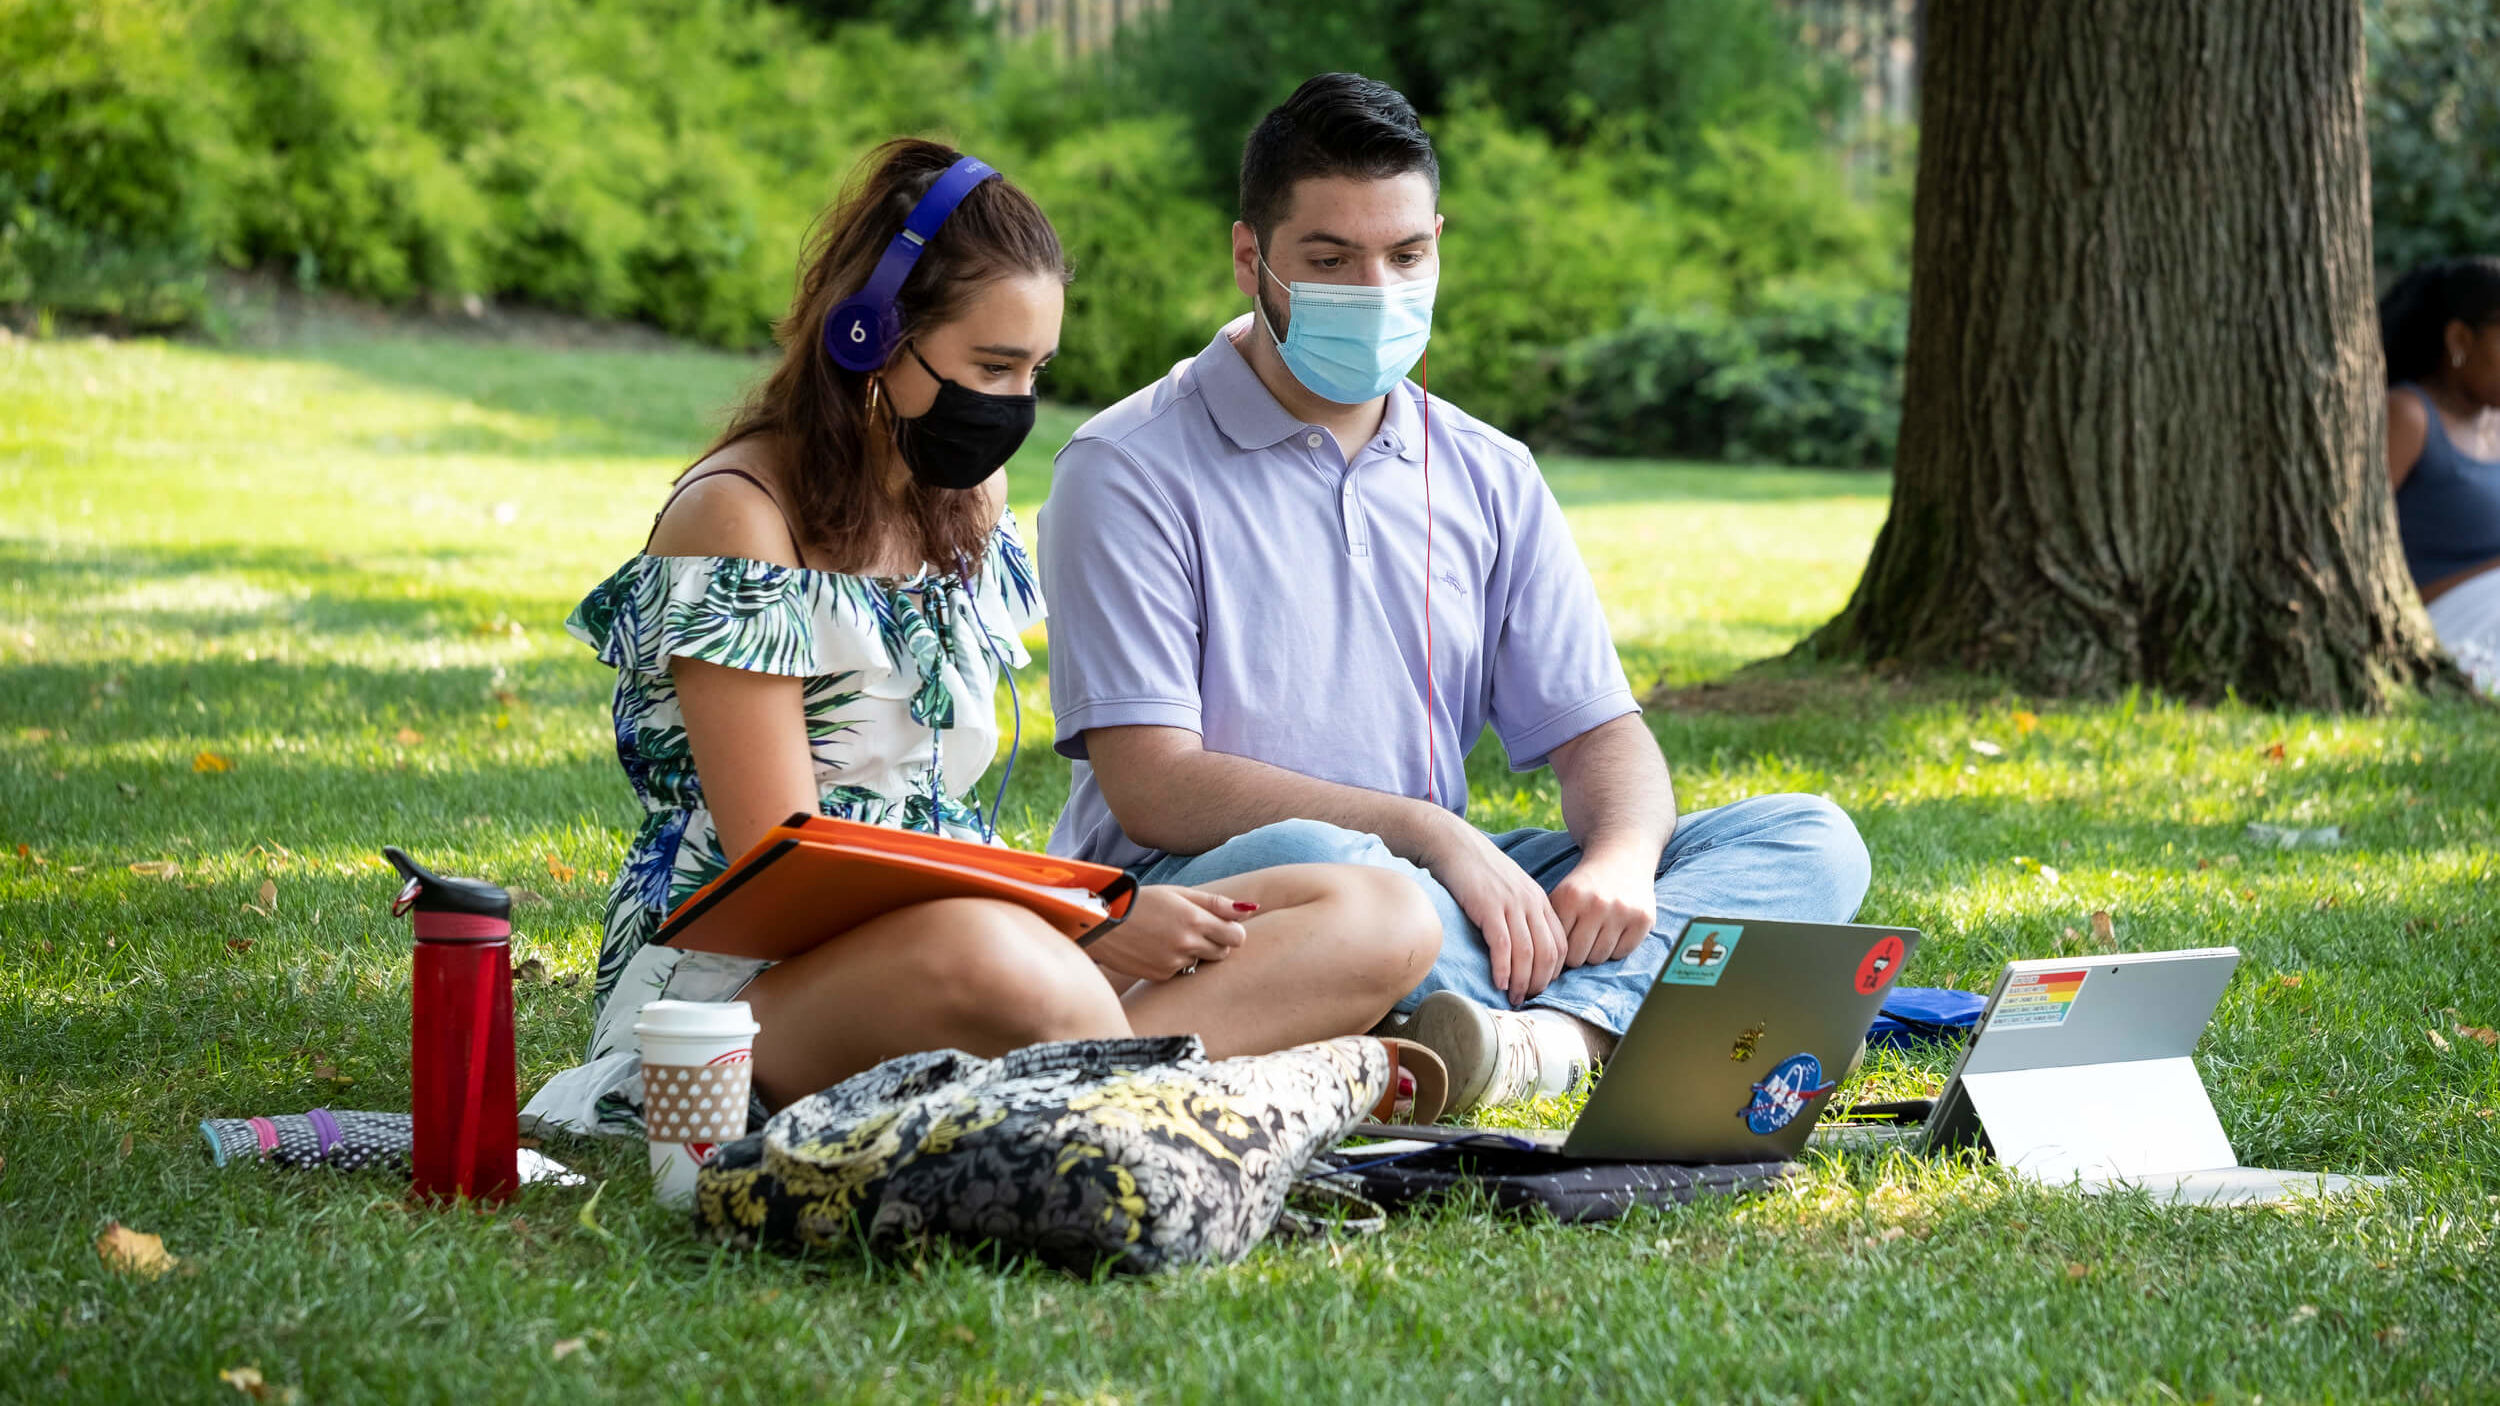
[520,512,1043,1136]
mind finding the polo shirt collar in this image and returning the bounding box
[1196,315,1431,464]
[1197,318,1306,454]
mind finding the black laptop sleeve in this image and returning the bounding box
[1318,1141,1795,1223]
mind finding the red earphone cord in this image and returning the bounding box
[1420,352,1436,808]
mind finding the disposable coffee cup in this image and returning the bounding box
[634,999,760,1208]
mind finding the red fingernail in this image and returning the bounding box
[1234,901,1259,913]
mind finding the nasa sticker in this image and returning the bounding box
[1854,933,1907,995]
[1736,1052,1838,1135]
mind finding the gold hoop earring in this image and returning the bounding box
[865,377,883,415]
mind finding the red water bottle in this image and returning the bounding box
[386,847,518,1206]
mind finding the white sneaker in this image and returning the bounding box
[1404,992,1593,1114]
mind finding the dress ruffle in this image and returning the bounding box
[564,514,1042,681]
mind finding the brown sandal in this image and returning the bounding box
[1371,1038,1451,1125]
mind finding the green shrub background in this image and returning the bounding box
[5,0,2492,463]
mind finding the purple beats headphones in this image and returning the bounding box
[822,155,1001,372]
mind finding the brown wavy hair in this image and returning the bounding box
[700,138,1069,576]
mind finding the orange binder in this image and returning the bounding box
[655,812,1138,961]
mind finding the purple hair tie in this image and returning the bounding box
[306,1108,342,1158]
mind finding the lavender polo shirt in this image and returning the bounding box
[1039,317,1638,869]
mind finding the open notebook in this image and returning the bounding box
[656,813,1138,961]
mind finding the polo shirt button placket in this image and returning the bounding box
[1340,469,1368,557]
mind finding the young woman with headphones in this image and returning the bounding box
[524,140,1442,1135]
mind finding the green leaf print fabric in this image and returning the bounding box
[541,512,1044,1133]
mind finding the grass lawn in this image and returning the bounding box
[3,327,2498,1403]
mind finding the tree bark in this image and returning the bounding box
[1801,0,2454,709]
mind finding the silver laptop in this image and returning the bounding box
[1925,947,2385,1203]
[1364,917,1921,1161]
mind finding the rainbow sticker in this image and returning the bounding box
[1987,968,2089,1030]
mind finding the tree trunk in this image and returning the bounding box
[1801,0,2454,709]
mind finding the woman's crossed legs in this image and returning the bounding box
[743,863,1436,1109]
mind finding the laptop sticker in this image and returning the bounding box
[1986,967,2091,1030]
[1737,1053,1837,1134]
[1854,933,1907,995]
[1660,923,1743,987]
[1729,1021,1765,1062]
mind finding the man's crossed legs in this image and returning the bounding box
[1135,794,1873,1110]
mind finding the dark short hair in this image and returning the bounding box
[2380,256,2500,385]
[1239,73,1439,244]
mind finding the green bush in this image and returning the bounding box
[1016,119,1238,408]
[0,0,1909,459]
[2368,0,2500,279]
[0,0,221,326]
[1549,288,1907,469]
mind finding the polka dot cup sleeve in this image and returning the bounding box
[634,999,760,1208]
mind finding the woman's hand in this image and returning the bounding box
[1087,885,1258,983]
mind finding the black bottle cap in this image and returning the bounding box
[383,846,511,920]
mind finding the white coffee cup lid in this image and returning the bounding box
[634,998,759,1040]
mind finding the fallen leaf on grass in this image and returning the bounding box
[117,1132,132,1160]
[15,844,44,867]
[129,860,181,878]
[513,957,549,985]
[508,888,548,907]
[2287,1304,2320,1325]
[2013,710,2038,734]
[192,750,232,774]
[2377,1325,2410,1348]
[116,781,140,799]
[307,1053,354,1088]
[2006,856,2062,885]
[2063,1262,2090,1281]
[2426,1028,2451,1053]
[97,1222,175,1278]
[2264,742,2287,763]
[242,878,279,918]
[550,1338,586,1362]
[2274,973,2304,990]
[2456,1025,2498,1048]
[946,1324,979,1345]
[20,727,53,742]
[2089,910,2116,951]
[393,728,424,746]
[217,1364,299,1402]
[225,938,255,954]
[543,853,576,882]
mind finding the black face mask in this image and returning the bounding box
[890,345,1036,491]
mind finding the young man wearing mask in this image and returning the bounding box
[1038,73,1872,1114]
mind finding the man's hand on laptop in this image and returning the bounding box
[1420,812,1565,1004]
[1549,845,1657,969]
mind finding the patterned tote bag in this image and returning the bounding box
[695,1035,1389,1274]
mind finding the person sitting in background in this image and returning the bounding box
[2382,256,2500,693]
[1035,74,1871,1117]
[523,138,1437,1137]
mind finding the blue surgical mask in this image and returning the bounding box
[1256,258,1436,405]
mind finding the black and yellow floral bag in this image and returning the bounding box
[694,1035,1389,1274]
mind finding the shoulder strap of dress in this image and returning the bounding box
[644,467,810,563]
